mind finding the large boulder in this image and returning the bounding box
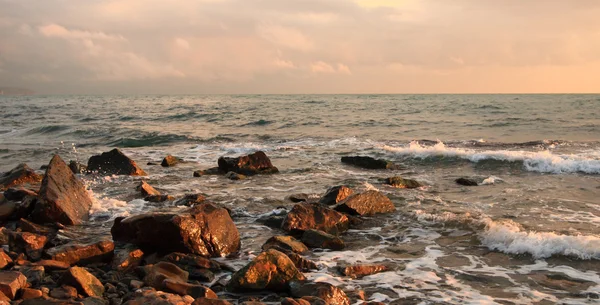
[282,203,349,235]
[31,155,94,225]
[334,190,395,216]
[47,240,114,266]
[61,267,104,297]
[319,186,353,206]
[87,148,147,176]
[340,156,400,170]
[289,281,350,305]
[0,163,42,191]
[227,249,305,292]
[111,203,240,257]
[217,151,278,175]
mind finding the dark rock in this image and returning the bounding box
[130,280,143,289]
[224,171,245,180]
[262,236,309,254]
[193,168,222,177]
[147,162,159,166]
[50,285,78,299]
[87,149,147,176]
[9,231,48,260]
[455,177,478,186]
[19,218,56,236]
[83,296,108,305]
[281,297,326,305]
[33,259,70,270]
[144,195,174,203]
[287,193,312,203]
[3,187,37,201]
[143,262,188,290]
[21,296,84,304]
[125,289,194,305]
[192,298,232,305]
[69,161,87,174]
[47,240,115,266]
[334,190,394,216]
[31,155,94,225]
[289,281,350,305]
[161,155,180,167]
[162,253,220,271]
[339,264,389,278]
[286,253,318,272]
[2,195,37,221]
[163,279,217,299]
[301,230,344,250]
[0,202,16,221]
[137,181,160,197]
[256,215,286,229]
[0,270,27,299]
[319,186,353,206]
[0,249,13,269]
[227,249,306,292]
[19,265,45,286]
[172,194,205,207]
[21,287,43,299]
[0,163,42,191]
[341,156,400,170]
[111,246,144,272]
[187,268,214,282]
[282,203,349,235]
[61,266,105,297]
[217,151,278,176]
[384,177,422,189]
[111,203,240,257]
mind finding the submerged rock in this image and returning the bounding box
[31,155,94,226]
[262,235,309,254]
[384,177,422,189]
[0,163,42,191]
[217,151,278,175]
[145,194,175,203]
[341,156,401,170]
[225,171,246,180]
[87,148,147,176]
[193,167,222,177]
[301,230,344,250]
[172,193,206,206]
[161,155,181,167]
[138,181,160,197]
[282,203,349,235]
[339,264,389,278]
[455,177,478,186]
[111,203,240,257]
[319,186,353,206]
[289,281,350,305]
[334,190,395,216]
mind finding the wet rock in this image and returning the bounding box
[286,253,318,272]
[48,240,115,266]
[384,177,422,189]
[529,272,595,293]
[341,156,400,170]
[262,236,309,254]
[227,249,306,292]
[0,201,16,221]
[224,171,246,180]
[301,230,344,250]
[187,268,214,283]
[282,203,349,235]
[217,151,279,176]
[192,298,232,305]
[21,297,84,305]
[161,155,180,167]
[126,288,195,305]
[31,155,94,225]
[87,148,147,176]
[386,242,427,259]
[334,190,394,216]
[0,290,9,302]
[455,177,478,186]
[50,285,78,299]
[69,161,87,174]
[144,195,174,203]
[287,194,319,203]
[111,246,144,272]
[62,266,105,297]
[256,215,286,229]
[143,262,188,290]
[3,187,38,201]
[137,181,160,197]
[112,203,240,257]
[33,259,70,270]
[319,186,353,206]
[21,287,43,299]
[161,253,220,271]
[289,281,350,305]
[163,279,217,299]
[17,265,44,286]
[339,264,389,278]
[130,280,144,289]
[9,231,48,260]
[0,271,27,299]
[0,163,42,191]
[282,297,327,305]
[83,296,108,305]
[193,168,222,177]
[0,249,13,269]
[172,194,205,207]
[19,218,56,236]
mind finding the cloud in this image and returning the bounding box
[39,24,125,41]
[257,23,314,51]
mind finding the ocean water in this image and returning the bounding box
[1,94,600,304]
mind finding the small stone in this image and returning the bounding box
[143,262,188,290]
[111,247,144,272]
[137,181,160,197]
[9,231,48,261]
[163,279,217,299]
[0,249,13,269]
[161,155,180,167]
[50,285,78,299]
[130,280,144,289]
[384,177,422,189]
[0,271,27,299]
[21,288,43,299]
[61,266,105,297]
[319,186,353,206]
[455,177,478,186]
[192,298,232,305]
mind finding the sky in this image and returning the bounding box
[1,0,599,94]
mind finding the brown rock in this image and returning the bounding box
[339,264,389,278]
[0,249,12,269]
[340,156,400,170]
[281,297,326,305]
[163,279,217,299]
[282,203,349,235]
[0,163,42,191]
[19,218,55,236]
[143,262,188,290]
[126,289,195,305]
[0,271,27,299]
[161,155,180,167]
[21,296,84,305]
[224,171,245,180]
[286,253,318,272]
[455,177,478,186]
[289,281,350,305]
[9,231,48,260]
[217,151,278,176]
[21,288,43,299]
[87,148,147,176]
[68,161,87,174]
[162,253,220,271]
[172,194,206,207]
[0,201,16,221]
[192,298,232,305]
[145,195,174,203]
[301,230,344,250]
[384,177,422,189]
[31,154,94,225]
[3,187,37,201]
[19,265,44,286]
[50,285,78,299]
[138,181,160,197]
[112,203,240,257]
[193,168,222,177]
[48,240,114,266]
[61,266,105,297]
[33,260,70,270]
[334,190,394,216]
[112,246,144,272]
[0,290,9,302]
[227,249,306,292]
[319,186,353,206]
[262,236,309,254]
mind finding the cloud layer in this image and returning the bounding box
[1,0,599,93]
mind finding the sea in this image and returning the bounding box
[1,94,599,304]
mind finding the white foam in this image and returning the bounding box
[381,141,600,174]
[480,176,502,185]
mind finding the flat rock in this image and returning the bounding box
[319,186,353,206]
[0,249,13,269]
[192,298,232,305]
[289,281,350,305]
[162,252,220,271]
[301,230,344,250]
[163,279,217,299]
[3,187,38,201]
[262,236,309,254]
[339,264,389,278]
[21,287,43,299]
[61,266,105,297]
[0,271,27,299]
[111,246,144,272]
[9,231,48,260]
[193,168,222,177]
[137,181,160,197]
[334,190,395,216]
[0,163,42,191]
[341,156,400,170]
[282,203,349,235]
[50,285,78,299]
[217,151,278,175]
[47,240,114,266]
[87,148,147,176]
[144,261,188,290]
[124,288,195,305]
[384,177,422,189]
[286,253,318,272]
[33,259,71,270]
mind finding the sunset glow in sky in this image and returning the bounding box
[1,0,599,94]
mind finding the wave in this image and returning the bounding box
[106,133,196,147]
[25,125,70,135]
[240,119,275,127]
[381,141,600,174]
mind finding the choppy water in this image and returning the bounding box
[1,94,600,304]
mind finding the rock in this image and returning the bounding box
[82,296,108,305]
[130,280,143,289]
[19,265,44,286]
[262,236,309,254]
[19,218,56,236]
[289,281,350,305]
[61,266,105,297]
[384,177,422,189]
[455,177,478,186]
[48,240,115,266]
[2,196,37,221]
[125,289,195,305]
[137,181,160,197]
[87,149,147,176]
[340,156,400,170]
[9,231,48,260]
[227,249,306,292]
[163,279,217,299]
[0,249,13,269]
[281,297,326,305]
[161,155,180,167]
[192,298,232,305]
[287,194,312,203]
[31,155,94,225]
[339,264,389,278]
[286,253,318,272]
[0,163,42,191]
[301,230,344,250]
[3,187,37,201]
[193,168,222,177]
[21,288,43,299]
[282,203,349,235]
[0,202,16,222]
[33,260,70,270]
[68,161,87,174]
[143,262,188,290]
[50,285,78,299]
[319,186,353,206]
[112,203,240,257]
[256,215,286,229]
[0,271,27,299]
[162,253,220,271]
[334,190,394,216]
[144,195,174,203]
[172,194,205,207]
[0,290,9,302]
[217,151,278,176]
[21,297,84,304]
[224,171,245,180]
[187,268,214,282]
[111,246,144,272]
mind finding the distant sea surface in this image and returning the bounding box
[1,94,600,304]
